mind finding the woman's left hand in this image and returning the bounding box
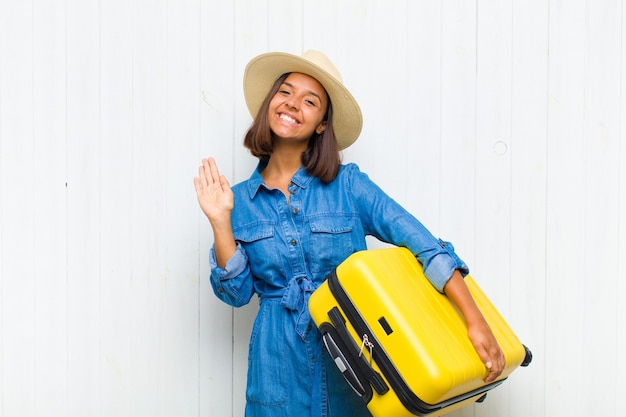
[443,270,505,383]
[467,318,506,383]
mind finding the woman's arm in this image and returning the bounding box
[194,157,237,268]
[195,157,255,307]
[443,270,506,383]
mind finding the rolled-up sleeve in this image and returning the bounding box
[209,243,255,307]
[421,239,469,292]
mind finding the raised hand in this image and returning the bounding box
[194,157,234,225]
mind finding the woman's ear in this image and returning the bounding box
[315,121,327,135]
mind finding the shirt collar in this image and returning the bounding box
[246,160,315,199]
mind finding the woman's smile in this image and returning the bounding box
[278,112,301,127]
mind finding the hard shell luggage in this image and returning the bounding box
[308,247,532,417]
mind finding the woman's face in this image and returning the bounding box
[267,72,328,145]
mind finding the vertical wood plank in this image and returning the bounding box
[509,1,549,416]
[618,1,626,411]
[32,1,68,416]
[0,100,2,415]
[160,0,202,415]
[99,0,134,415]
[130,0,168,414]
[579,1,622,414]
[0,24,3,409]
[0,2,36,416]
[199,0,237,415]
[66,0,102,415]
[545,1,587,415]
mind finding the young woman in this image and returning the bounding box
[194,50,505,417]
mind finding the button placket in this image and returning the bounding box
[283,180,308,276]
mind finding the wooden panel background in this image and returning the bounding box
[0,1,624,416]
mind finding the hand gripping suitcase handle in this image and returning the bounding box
[327,307,390,395]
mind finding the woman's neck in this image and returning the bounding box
[261,149,303,199]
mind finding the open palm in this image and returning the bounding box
[194,157,234,223]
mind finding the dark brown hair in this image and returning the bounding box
[243,73,341,183]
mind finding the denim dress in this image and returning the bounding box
[209,162,468,417]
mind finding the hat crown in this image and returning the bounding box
[300,50,343,84]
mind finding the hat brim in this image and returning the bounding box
[243,52,362,150]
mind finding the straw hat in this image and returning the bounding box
[243,50,363,150]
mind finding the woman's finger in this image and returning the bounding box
[197,164,206,186]
[207,157,221,187]
[202,158,213,184]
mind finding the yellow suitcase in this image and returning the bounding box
[308,247,531,416]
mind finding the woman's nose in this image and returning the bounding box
[285,99,298,110]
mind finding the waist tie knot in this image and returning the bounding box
[280,275,316,340]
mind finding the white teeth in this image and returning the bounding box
[279,114,298,125]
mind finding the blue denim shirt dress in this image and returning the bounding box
[209,162,468,417]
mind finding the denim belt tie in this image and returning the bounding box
[280,275,316,340]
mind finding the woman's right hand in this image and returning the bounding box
[194,157,234,224]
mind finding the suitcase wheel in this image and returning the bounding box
[521,345,533,367]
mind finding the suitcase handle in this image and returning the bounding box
[327,307,390,395]
[320,324,371,400]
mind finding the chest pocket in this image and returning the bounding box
[234,223,274,243]
[234,223,282,279]
[307,216,355,275]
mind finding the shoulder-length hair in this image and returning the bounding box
[243,73,342,183]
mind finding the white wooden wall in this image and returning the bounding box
[0,1,624,416]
